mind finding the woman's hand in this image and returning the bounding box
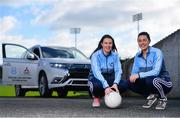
[111,84,119,93]
[105,87,113,95]
[105,84,119,95]
[129,74,139,83]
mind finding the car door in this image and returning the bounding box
[2,43,38,86]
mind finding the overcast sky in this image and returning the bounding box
[0,0,180,64]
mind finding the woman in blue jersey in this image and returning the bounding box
[88,34,124,107]
[128,32,173,110]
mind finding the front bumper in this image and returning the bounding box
[49,75,88,88]
[48,63,90,89]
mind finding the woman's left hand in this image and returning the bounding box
[129,74,139,83]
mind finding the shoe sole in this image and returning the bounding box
[92,103,100,108]
[155,107,165,110]
[92,105,100,108]
[142,105,151,108]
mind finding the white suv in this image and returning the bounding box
[2,43,91,97]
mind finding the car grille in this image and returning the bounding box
[68,64,90,78]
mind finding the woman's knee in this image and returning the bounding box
[118,79,129,92]
[88,78,104,97]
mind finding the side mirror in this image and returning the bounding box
[27,53,37,60]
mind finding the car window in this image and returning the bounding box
[71,49,88,60]
[41,47,74,58]
[4,45,27,59]
[41,47,87,59]
[33,48,40,58]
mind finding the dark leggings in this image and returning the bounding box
[88,74,128,98]
[125,76,173,99]
[88,75,172,99]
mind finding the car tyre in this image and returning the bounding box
[38,72,52,97]
[57,87,68,98]
[15,85,26,97]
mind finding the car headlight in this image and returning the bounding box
[50,63,67,68]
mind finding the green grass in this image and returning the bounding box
[0,85,89,97]
[0,85,15,96]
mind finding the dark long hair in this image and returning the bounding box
[90,34,117,58]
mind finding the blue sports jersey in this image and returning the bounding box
[131,46,169,79]
[90,49,122,88]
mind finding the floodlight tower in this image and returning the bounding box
[70,28,81,49]
[133,13,143,34]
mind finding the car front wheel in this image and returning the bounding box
[57,87,68,98]
[38,72,52,97]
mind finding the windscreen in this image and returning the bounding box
[41,47,87,60]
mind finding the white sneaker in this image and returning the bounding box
[155,98,167,110]
[142,94,157,108]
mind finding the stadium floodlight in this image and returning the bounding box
[70,28,81,49]
[133,13,143,34]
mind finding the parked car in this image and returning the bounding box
[2,43,91,97]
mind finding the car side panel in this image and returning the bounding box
[3,58,38,86]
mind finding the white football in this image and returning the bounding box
[104,91,122,108]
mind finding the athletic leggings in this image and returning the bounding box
[88,75,172,99]
[125,76,173,99]
[88,73,128,98]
